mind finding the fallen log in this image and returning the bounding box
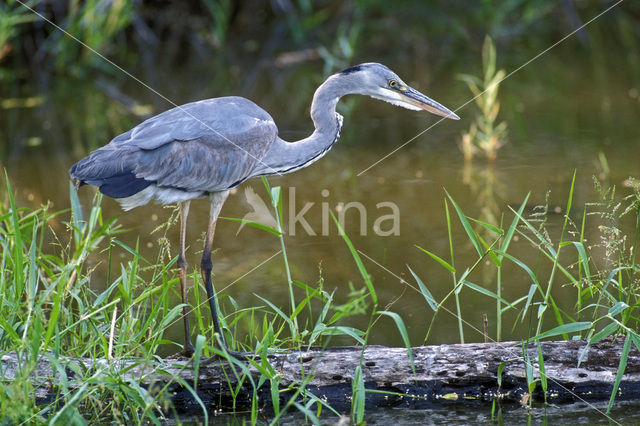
[3,339,639,413]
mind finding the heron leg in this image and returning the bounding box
[178,201,195,357]
[201,191,230,349]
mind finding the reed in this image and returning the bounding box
[459,35,508,162]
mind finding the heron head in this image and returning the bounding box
[338,63,460,120]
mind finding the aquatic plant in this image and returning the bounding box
[0,174,409,423]
[458,35,508,162]
[413,172,640,412]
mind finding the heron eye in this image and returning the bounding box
[389,80,398,88]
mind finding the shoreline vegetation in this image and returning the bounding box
[2,173,640,423]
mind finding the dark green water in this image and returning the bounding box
[3,32,640,424]
[170,400,640,425]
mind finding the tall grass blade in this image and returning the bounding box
[467,216,504,235]
[444,199,464,343]
[292,402,321,425]
[270,375,281,419]
[532,321,592,340]
[537,342,548,404]
[631,333,640,353]
[219,216,282,235]
[6,173,24,294]
[193,334,205,388]
[492,250,541,289]
[255,294,295,330]
[522,342,536,404]
[407,265,438,311]
[589,322,619,345]
[415,245,456,273]
[69,181,83,244]
[568,241,591,283]
[331,212,377,305]
[536,171,576,335]
[446,191,483,257]
[608,301,629,317]
[351,365,365,424]
[462,281,511,306]
[262,177,298,333]
[500,194,530,257]
[378,310,414,370]
[607,333,631,414]
[522,284,538,323]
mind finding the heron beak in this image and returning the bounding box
[400,86,460,120]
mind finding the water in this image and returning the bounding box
[169,400,640,424]
[2,41,639,423]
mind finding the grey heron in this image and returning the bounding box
[69,63,459,357]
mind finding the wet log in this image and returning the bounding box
[3,339,639,412]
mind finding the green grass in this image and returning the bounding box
[0,174,393,423]
[2,171,640,422]
[413,172,640,413]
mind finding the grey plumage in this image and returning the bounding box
[69,63,459,357]
[71,97,277,205]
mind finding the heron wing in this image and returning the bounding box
[124,97,273,148]
[70,96,278,195]
[131,97,278,191]
[135,121,277,191]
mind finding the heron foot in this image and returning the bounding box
[181,343,196,357]
[165,343,196,360]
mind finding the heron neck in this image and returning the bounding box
[257,76,346,175]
